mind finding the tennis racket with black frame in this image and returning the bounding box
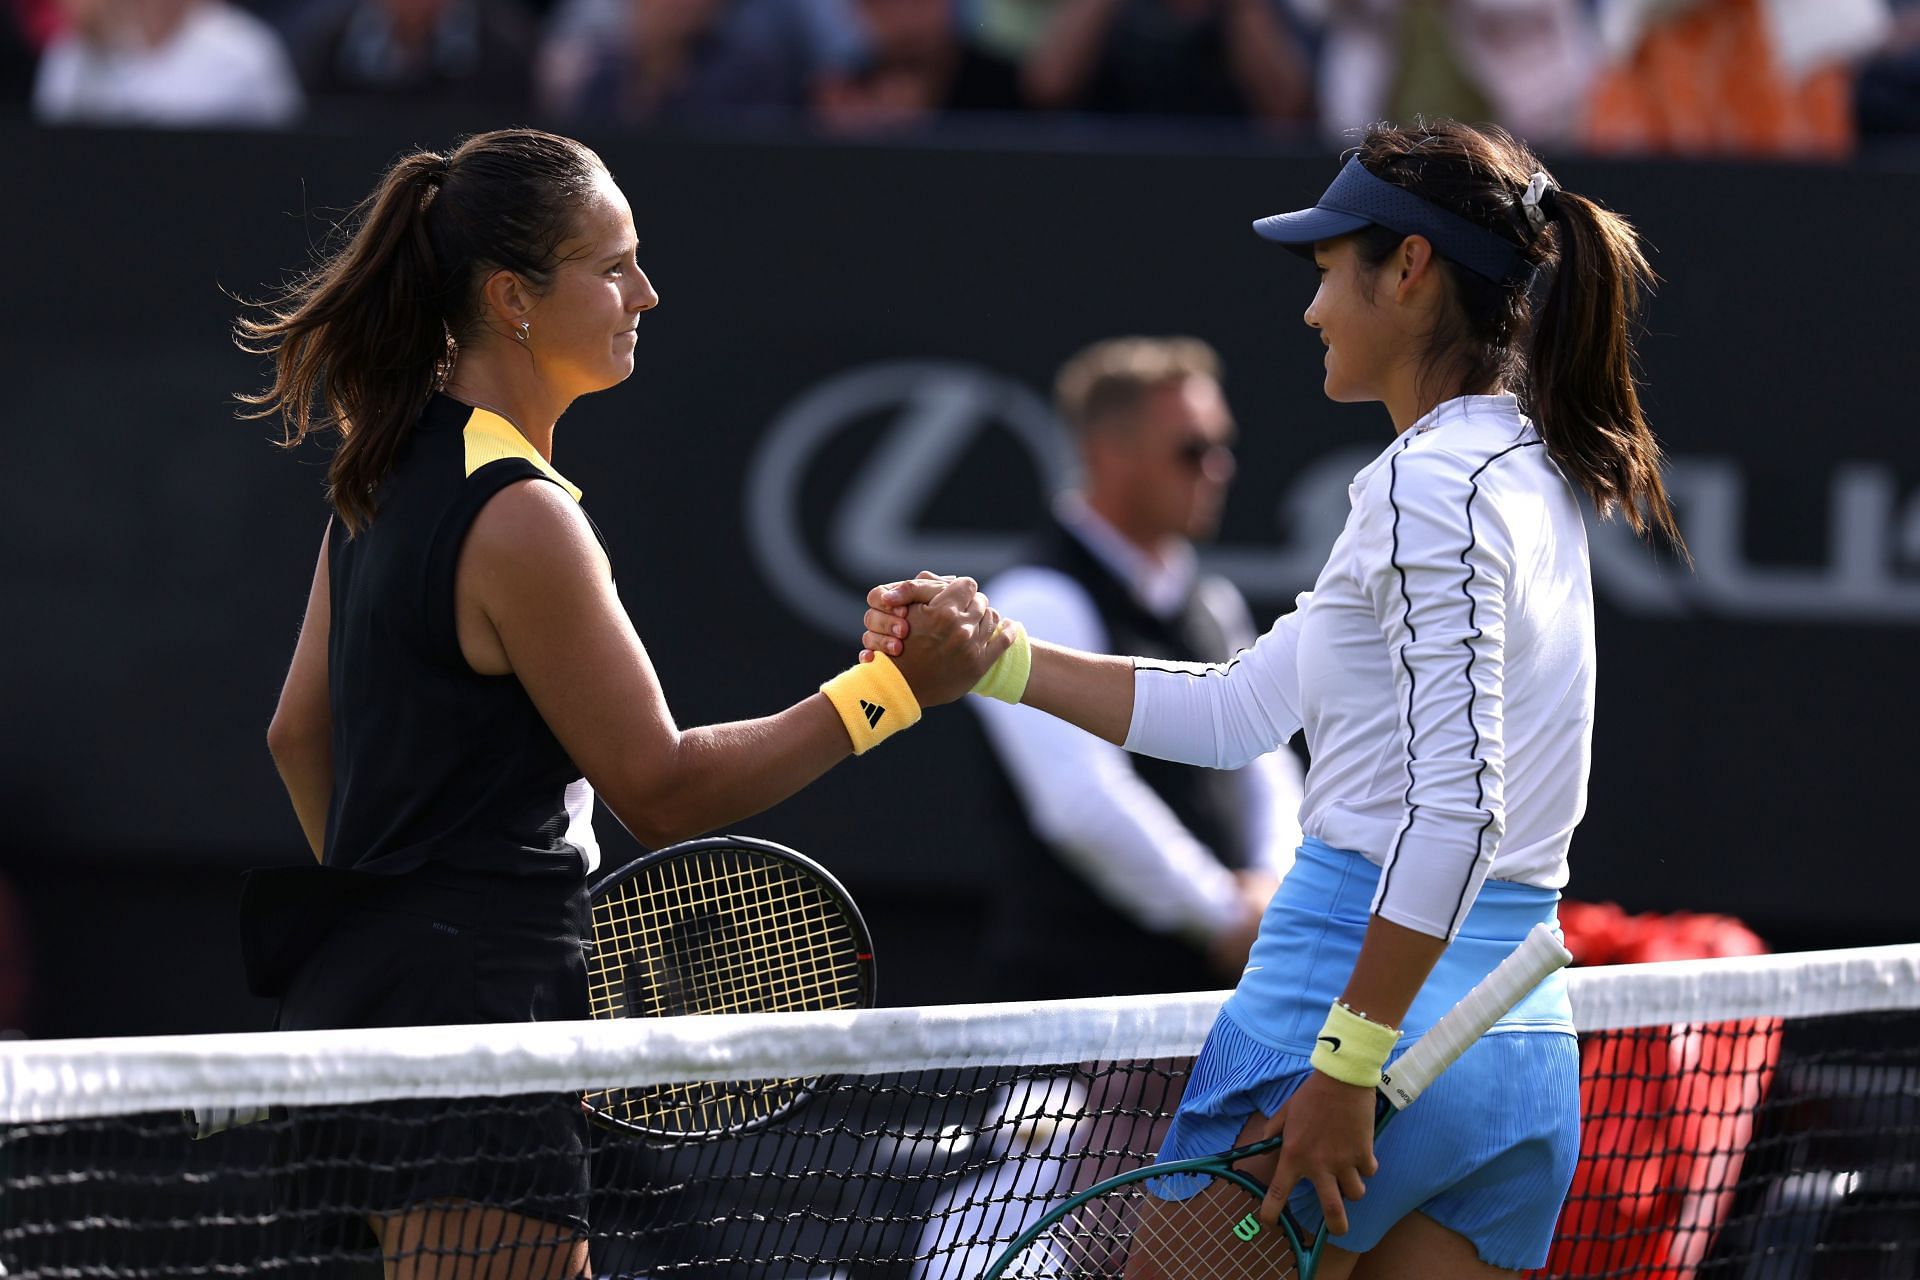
[582,833,876,1141]
[978,922,1573,1279]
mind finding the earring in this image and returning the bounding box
[514,321,530,342]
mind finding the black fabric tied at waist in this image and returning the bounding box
[239,861,587,999]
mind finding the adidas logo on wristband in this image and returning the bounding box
[821,655,920,754]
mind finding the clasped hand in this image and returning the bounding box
[858,572,1009,707]
[1256,1069,1379,1239]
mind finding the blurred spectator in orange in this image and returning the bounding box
[1857,0,1920,136]
[813,0,1020,129]
[1293,0,1595,146]
[1020,0,1313,126]
[1585,0,1892,157]
[32,0,302,123]
[539,0,854,122]
[291,0,534,113]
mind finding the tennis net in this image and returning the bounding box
[2,943,1916,1278]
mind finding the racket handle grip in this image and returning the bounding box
[1378,922,1572,1110]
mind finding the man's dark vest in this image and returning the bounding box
[978,517,1258,1001]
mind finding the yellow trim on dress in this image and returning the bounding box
[461,407,583,503]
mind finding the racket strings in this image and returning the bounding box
[671,858,860,1010]
[589,860,858,1015]
[590,880,858,1029]
[585,845,869,1134]
[591,854,862,1013]
[1017,1179,1299,1280]
[1132,1185,1300,1280]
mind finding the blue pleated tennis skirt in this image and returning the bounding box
[1152,838,1580,1270]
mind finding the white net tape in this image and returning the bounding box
[2,943,1916,1124]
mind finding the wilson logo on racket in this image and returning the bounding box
[1232,1213,1262,1242]
[858,699,886,728]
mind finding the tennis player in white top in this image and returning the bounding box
[863,120,1682,1279]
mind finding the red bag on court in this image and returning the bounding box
[1544,902,1782,1280]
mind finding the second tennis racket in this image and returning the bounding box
[583,834,875,1140]
[979,922,1573,1279]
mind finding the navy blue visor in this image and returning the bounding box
[1253,157,1525,284]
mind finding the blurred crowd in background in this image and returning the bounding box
[3,0,1916,153]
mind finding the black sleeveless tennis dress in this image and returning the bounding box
[272,394,605,1244]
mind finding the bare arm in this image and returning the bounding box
[1021,0,1123,108]
[1020,640,1137,744]
[266,525,335,859]
[1221,0,1313,122]
[1338,914,1449,1028]
[468,483,1000,849]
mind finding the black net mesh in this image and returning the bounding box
[1551,1010,1920,1280]
[2,1010,1915,1278]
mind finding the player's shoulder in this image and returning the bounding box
[465,477,603,576]
[1411,398,1544,469]
[1350,433,1543,556]
[1370,417,1545,506]
[1353,434,1473,515]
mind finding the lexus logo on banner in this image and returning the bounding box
[747,361,1920,636]
[744,361,1075,639]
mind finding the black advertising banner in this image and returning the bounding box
[4,124,1914,1031]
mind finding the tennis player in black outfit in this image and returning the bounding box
[243,129,1008,1279]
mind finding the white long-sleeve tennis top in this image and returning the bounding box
[1125,395,1595,940]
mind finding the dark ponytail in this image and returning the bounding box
[237,130,606,533]
[1527,189,1678,545]
[1351,120,1684,553]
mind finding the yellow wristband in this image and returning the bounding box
[970,621,1031,704]
[1309,1000,1402,1088]
[820,653,923,755]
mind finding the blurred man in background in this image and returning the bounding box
[971,337,1305,1002]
